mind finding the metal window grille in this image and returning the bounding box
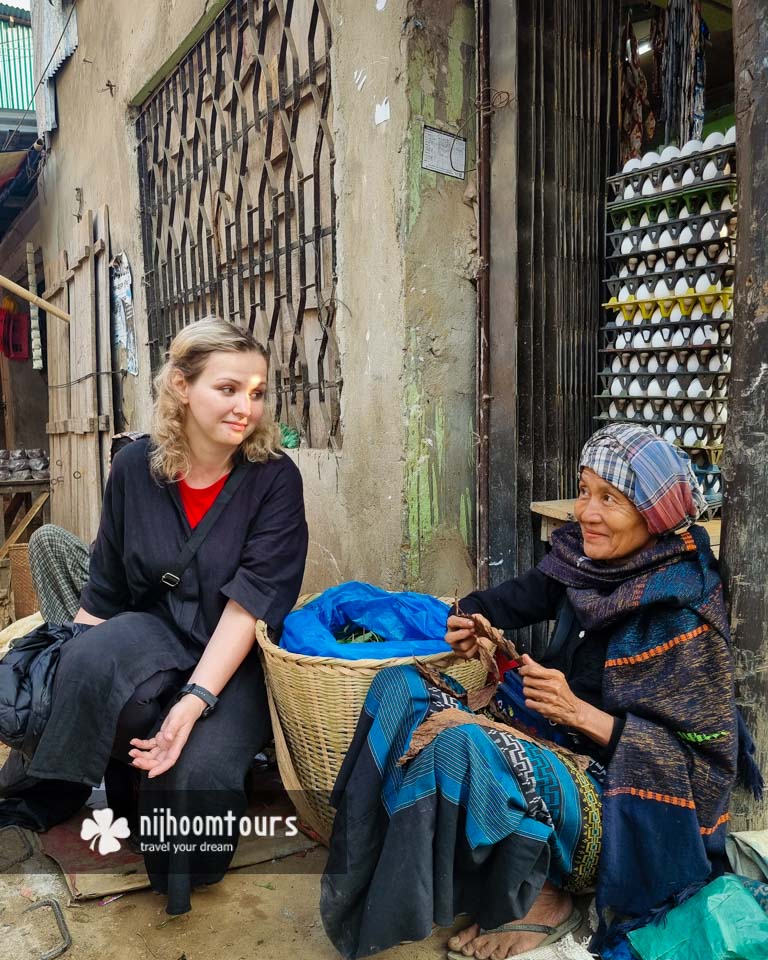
[136,0,341,448]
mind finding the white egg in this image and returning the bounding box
[628,378,643,397]
[703,131,725,151]
[721,405,728,424]
[658,208,670,223]
[723,126,736,145]
[709,354,722,371]
[682,168,696,187]
[622,217,632,230]
[711,300,725,319]
[701,221,716,241]
[667,355,679,373]
[682,403,696,422]
[721,195,733,211]
[641,233,656,252]
[674,255,686,270]
[642,401,654,420]
[637,261,648,275]
[611,356,623,373]
[648,356,659,373]
[722,355,731,372]
[695,273,712,293]
[625,404,636,420]
[687,353,701,372]
[651,307,663,324]
[639,212,650,228]
[675,277,690,295]
[662,403,675,421]
[679,226,693,244]
[718,248,730,264]
[683,426,700,446]
[702,403,716,423]
[672,329,686,346]
[669,304,683,323]
[637,282,652,300]
[618,285,631,303]
[680,139,704,157]
[678,204,690,220]
[660,145,680,163]
[629,356,641,373]
[647,378,663,398]
[621,236,634,255]
[624,183,635,200]
[642,177,656,196]
[641,151,660,168]
[689,378,713,398]
[609,402,620,418]
[610,378,623,397]
[654,257,666,273]
[703,161,718,182]
[664,426,679,444]
[623,156,643,173]
[661,174,676,192]
[651,330,667,349]
[654,278,669,297]
[659,230,673,249]
[695,251,707,267]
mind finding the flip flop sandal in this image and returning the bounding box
[446,907,582,960]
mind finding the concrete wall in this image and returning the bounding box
[35,0,479,595]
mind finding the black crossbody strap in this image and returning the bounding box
[158,463,249,591]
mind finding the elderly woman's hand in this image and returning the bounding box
[518,655,583,727]
[445,614,480,660]
[519,654,616,746]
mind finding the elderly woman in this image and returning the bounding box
[321,425,760,960]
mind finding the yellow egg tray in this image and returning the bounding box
[602,287,733,322]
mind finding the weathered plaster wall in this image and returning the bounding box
[36,0,478,595]
[400,1,478,595]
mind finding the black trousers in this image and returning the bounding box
[27,612,272,915]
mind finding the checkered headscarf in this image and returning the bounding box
[579,424,708,535]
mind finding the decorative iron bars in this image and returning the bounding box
[136,0,340,447]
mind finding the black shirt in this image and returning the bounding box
[80,438,308,645]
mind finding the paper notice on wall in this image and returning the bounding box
[422,125,466,180]
[110,252,139,376]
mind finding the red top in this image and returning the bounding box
[178,472,230,528]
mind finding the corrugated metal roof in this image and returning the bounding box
[0,9,34,112]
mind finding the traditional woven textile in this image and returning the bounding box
[578,423,707,535]
[539,522,740,945]
[321,666,604,960]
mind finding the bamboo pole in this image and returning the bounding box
[0,272,71,323]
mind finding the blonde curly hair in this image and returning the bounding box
[150,317,282,482]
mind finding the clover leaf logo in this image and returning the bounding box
[80,808,131,855]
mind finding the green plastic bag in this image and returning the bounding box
[628,875,768,960]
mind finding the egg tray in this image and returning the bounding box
[607,236,735,274]
[603,289,733,322]
[603,312,732,332]
[594,414,726,452]
[604,262,734,299]
[606,180,737,227]
[606,209,736,258]
[599,370,729,391]
[606,144,735,203]
[603,328,730,351]
[597,395,727,422]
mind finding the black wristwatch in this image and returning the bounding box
[176,683,218,718]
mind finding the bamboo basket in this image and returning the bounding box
[255,595,487,844]
[8,544,40,620]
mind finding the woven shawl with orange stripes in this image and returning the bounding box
[539,522,737,924]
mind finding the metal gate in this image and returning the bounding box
[136,0,340,448]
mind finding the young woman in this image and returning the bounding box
[25,318,308,914]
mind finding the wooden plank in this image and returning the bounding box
[0,492,50,560]
[530,499,576,522]
[0,272,72,324]
[45,250,71,533]
[3,492,25,531]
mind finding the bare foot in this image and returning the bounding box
[447,884,573,960]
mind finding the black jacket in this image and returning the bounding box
[0,622,90,757]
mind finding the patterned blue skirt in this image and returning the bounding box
[320,665,603,959]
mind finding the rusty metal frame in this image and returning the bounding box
[136,0,340,447]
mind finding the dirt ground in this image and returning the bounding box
[0,840,463,960]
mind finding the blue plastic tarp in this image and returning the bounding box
[279,581,452,660]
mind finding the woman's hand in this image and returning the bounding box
[519,654,584,727]
[518,654,615,746]
[445,614,480,659]
[128,695,206,779]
